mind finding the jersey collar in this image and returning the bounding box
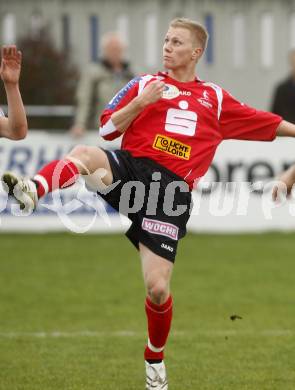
[157,71,202,84]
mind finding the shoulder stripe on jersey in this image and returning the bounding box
[137,74,156,95]
[203,82,223,120]
[107,76,141,110]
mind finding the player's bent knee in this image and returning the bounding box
[67,146,113,185]
[67,145,96,174]
[67,144,90,161]
[147,279,169,304]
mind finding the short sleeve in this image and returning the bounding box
[220,90,282,141]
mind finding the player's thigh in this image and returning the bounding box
[139,242,174,289]
[67,145,113,185]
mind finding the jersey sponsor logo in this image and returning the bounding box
[165,107,197,136]
[153,134,191,160]
[162,84,180,99]
[107,76,141,109]
[161,243,174,252]
[142,218,179,240]
[162,84,192,99]
[197,90,213,109]
[179,90,191,96]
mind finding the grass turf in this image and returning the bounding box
[0,232,295,389]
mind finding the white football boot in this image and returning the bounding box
[2,172,38,211]
[145,361,168,390]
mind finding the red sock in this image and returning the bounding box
[144,295,173,361]
[33,159,79,198]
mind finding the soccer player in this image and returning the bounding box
[0,45,27,140]
[3,18,295,389]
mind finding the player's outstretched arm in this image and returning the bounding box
[271,121,295,200]
[111,80,165,133]
[276,120,295,137]
[0,45,27,140]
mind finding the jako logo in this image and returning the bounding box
[161,243,174,252]
[179,91,191,96]
[142,218,179,240]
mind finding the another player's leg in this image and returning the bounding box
[2,145,113,210]
[140,243,173,390]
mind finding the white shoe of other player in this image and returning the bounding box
[145,361,168,390]
[2,172,38,212]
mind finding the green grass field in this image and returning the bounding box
[0,233,295,390]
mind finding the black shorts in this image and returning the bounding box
[99,149,192,262]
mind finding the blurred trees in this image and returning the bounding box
[0,28,79,130]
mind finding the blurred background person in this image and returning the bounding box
[271,49,295,123]
[70,32,134,137]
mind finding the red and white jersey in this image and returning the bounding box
[100,72,282,188]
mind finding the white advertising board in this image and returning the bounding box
[0,131,295,233]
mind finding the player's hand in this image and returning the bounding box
[272,165,295,201]
[70,125,86,138]
[137,80,165,107]
[0,46,22,85]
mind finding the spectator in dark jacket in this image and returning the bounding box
[271,49,295,123]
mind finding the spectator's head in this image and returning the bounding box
[289,49,295,78]
[101,32,126,68]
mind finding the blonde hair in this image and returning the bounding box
[169,18,209,51]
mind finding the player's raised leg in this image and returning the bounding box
[2,145,113,210]
[140,243,173,390]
